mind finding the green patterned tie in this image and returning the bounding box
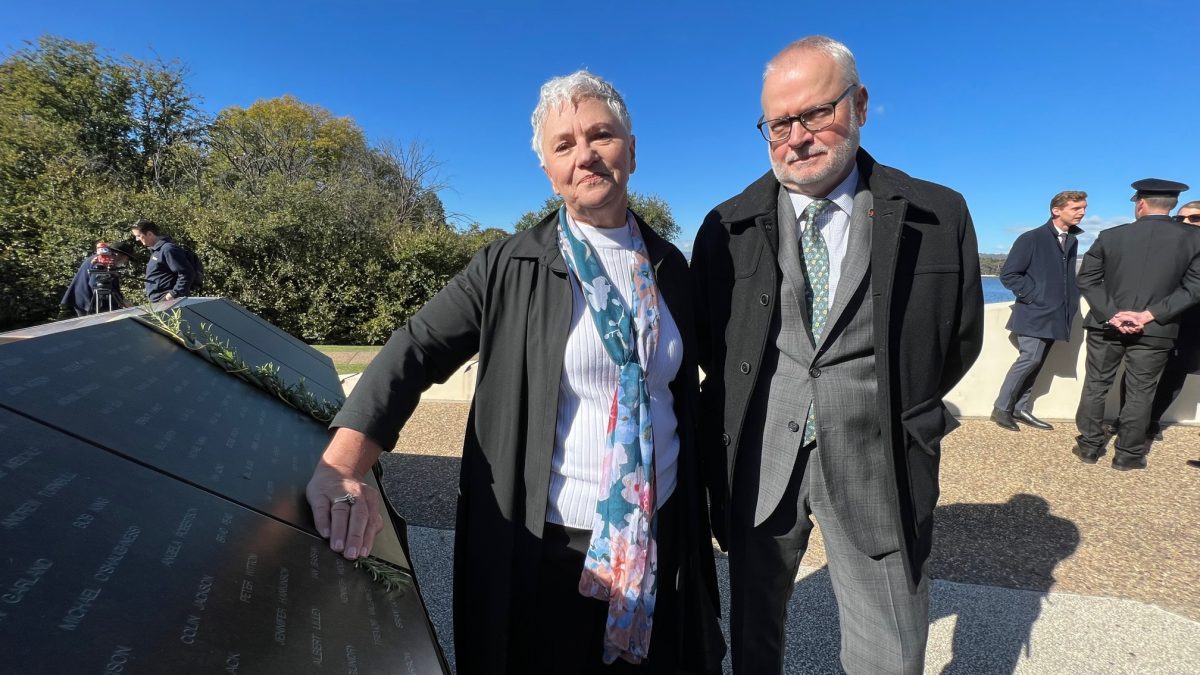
[800,198,833,445]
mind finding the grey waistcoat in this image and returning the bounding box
[751,182,901,553]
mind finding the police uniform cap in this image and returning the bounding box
[1130,178,1189,201]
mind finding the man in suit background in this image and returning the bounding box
[992,191,1088,431]
[692,36,982,674]
[1075,180,1200,470]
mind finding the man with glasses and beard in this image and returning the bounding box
[1075,181,1200,471]
[692,36,982,674]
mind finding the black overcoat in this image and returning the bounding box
[1000,219,1082,341]
[333,212,724,674]
[1077,213,1200,339]
[691,149,984,586]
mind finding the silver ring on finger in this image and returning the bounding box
[333,493,357,506]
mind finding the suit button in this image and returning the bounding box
[787,420,800,432]
[759,293,769,306]
[740,361,751,374]
[809,367,821,378]
[721,433,731,446]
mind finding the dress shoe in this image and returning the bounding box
[990,407,1019,431]
[1072,443,1103,464]
[1112,454,1148,471]
[1013,409,1053,430]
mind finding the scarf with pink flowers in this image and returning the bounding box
[556,207,659,664]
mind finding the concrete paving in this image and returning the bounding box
[404,526,1200,674]
[373,400,1200,673]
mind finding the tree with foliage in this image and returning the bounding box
[513,191,680,242]
[1,35,504,342]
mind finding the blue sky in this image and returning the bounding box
[4,1,1198,255]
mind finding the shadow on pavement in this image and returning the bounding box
[928,494,1079,674]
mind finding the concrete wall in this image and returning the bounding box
[350,301,1200,426]
[945,300,1200,422]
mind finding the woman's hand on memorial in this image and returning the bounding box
[306,428,386,560]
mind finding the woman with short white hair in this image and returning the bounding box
[306,70,724,674]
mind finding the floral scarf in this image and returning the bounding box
[556,207,659,664]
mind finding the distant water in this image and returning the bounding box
[982,276,1011,304]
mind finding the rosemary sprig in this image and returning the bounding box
[354,556,413,594]
[136,306,341,423]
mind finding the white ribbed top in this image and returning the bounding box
[546,215,682,528]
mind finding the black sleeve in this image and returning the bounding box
[330,244,490,450]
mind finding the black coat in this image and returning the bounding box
[1000,220,1082,341]
[334,213,724,674]
[691,149,983,585]
[1078,214,1200,339]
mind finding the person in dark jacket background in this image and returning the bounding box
[991,191,1087,431]
[130,219,200,301]
[1075,179,1200,470]
[61,240,133,316]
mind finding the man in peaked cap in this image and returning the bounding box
[1075,178,1200,470]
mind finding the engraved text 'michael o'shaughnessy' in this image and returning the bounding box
[93,525,141,582]
[58,586,102,631]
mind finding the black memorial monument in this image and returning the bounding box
[0,299,447,673]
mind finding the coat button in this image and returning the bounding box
[759,293,770,305]
[721,433,731,446]
[740,361,751,374]
[809,367,821,378]
[787,420,800,432]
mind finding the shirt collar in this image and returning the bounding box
[786,164,860,220]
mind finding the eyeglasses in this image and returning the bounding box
[757,84,859,142]
[1175,214,1200,224]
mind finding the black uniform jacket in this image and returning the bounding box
[1000,219,1083,341]
[333,212,724,674]
[1077,214,1200,339]
[691,149,984,585]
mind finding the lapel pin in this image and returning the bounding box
[868,208,875,217]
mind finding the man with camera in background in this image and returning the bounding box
[61,240,133,316]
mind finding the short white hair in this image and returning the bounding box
[530,70,632,164]
[764,35,860,87]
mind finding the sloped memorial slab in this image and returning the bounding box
[0,309,445,673]
[0,409,442,673]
